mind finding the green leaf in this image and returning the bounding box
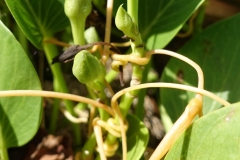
[165,102,240,159]
[5,0,69,49]
[126,114,149,160]
[160,14,240,127]
[0,21,42,148]
[139,0,204,49]
[113,0,204,49]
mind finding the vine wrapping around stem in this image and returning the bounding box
[111,49,204,89]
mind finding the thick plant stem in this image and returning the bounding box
[119,92,134,118]
[65,0,91,46]
[49,98,60,133]
[43,40,80,146]
[0,148,9,160]
[70,17,85,45]
[0,124,8,159]
[105,69,118,83]
[86,82,110,121]
[104,0,146,158]
[135,62,151,119]
[43,40,75,112]
[16,25,28,54]
[127,0,138,25]
[102,0,146,158]
[49,79,61,133]
[81,133,96,159]
[119,0,145,118]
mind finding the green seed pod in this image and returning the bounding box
[115,5,138,38]
[64,0,92,19]
[72,50,105,85]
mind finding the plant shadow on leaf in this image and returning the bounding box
[165,102,240,160]
[0,103,17,148]
[161,13,240,123]
[179,124,193,160]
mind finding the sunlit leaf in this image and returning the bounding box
[160,13,240,126]
[165,102,240,159]
[0,21,42,148]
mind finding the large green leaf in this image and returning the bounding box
[5,0,69,49]
[139,0,204,49]
[160,14,240,127]
[126,114,149,160]
[0,21,42,148]
[113,0,204,49]
[165,102,240,159]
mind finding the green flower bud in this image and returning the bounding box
[72,50,105,84]
[115,5,138,38]
[64,0,92,19]
[84,27,100,44]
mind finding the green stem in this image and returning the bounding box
[65,0,91,45]
[105,0,146,150]
[43,40,80,146]
[65,0,111,152]
[127,0,138,25]
[86,87,97,100]
[49,79,61,133]
[96,155,101,160]
[119,0,145,115]
[70,16,110,121]
[105,134,117,145]
[81,133,96,159]
[70,17,86,45]
[49,98,60,133]
[105,69,118,83]
[119,92,135,118]
[68,0,110,121]
[0,148,9,160]
[43,40,74,113]
[86,79,110,121]
[0,107,9,160]
[16,25,28,54]
[194,3,206,34]
[135,62,151,119]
